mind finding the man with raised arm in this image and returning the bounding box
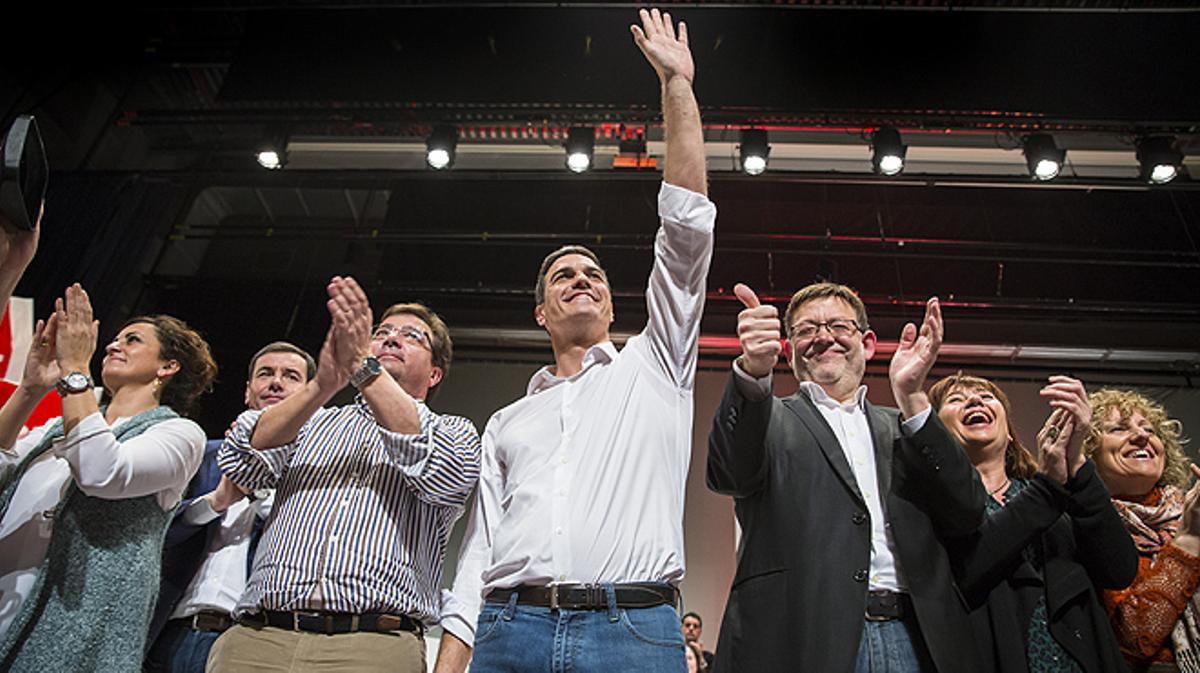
[435,9,713,673]
[208,277,481,673]
[706,282,987,672]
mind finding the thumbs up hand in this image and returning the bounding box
[734,283,783,378]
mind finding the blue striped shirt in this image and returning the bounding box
[217,396,480,625]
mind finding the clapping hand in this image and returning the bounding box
[20,313,60,394]
[889,297,943,419]
[1037,376,1091,481]
[54,283,99,374]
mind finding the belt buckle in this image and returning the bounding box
[292,610,322,632]
[549,585,560,611]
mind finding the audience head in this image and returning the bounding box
[105,315,217,417]
[685,640,707,673]
[1085,388,1188,500]
[783,282,876,398]
[681,611,703,643]
[533,245,613,345]
[244,341,315,411]
[374,302,452,401]
[930,372,1037,480]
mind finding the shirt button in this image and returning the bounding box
[852,512,867,525]
[329,535,339,543]
[560,456,568,464]
[555,527,563,535]
[853,569,868,583]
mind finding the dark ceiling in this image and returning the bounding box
[6,1,1200,432]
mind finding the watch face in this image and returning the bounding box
[65,372,90,390]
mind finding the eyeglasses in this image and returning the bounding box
[790,319,861,341]
[371,323,432,349]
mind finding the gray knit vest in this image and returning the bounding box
[0,405,181,672]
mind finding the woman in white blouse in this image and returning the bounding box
[0,283,216,671]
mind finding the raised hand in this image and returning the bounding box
[326,276,374,380]
[630,8,695,86]
[889,297,943,418]
[1038,375,1091,478]
[314,322,348,395]
[734,283,781,378]
[55,283,99,374]
[1036,408,1073,485]
[21,313,61,393]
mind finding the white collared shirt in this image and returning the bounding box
[169,491,274,619]
[440,182,716,647]
[0,412,205,641]
[732,365,930,593]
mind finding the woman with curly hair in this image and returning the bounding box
[0,284,217,671]
[1088,388,1200,673]
[931,373,1136,673]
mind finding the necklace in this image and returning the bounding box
[989,478,1011,497]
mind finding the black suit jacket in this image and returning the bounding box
[145,439,228,648]
[706,375,987,673]
[948,461,1137,673]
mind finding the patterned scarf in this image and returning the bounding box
[1111,487,1200,673]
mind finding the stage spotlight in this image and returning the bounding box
[256,149,283,170]
[255,129,288,170]
[740,129,769,176]
[565,127,595,173]
[426,125,458,170]
[871,127,906,176]
[1023,134,1065,181]
[1136,136,1183,185]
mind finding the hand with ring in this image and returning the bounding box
[1038,375,1091,482]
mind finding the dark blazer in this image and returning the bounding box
[706,375,987,673]
[146,439,224,648]
[948,461,1137,673]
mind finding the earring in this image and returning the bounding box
[153,378,163,389]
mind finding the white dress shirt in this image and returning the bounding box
[0,412,205,640]
[731,364,930,593]
[441,181,716,647]
[169,491,274,619]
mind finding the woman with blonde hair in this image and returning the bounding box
[0,284,216,671]
[1087,388,1200,673]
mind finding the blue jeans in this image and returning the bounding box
[144,619,222,673]
[470,586,687,673]
[854,618,936,673]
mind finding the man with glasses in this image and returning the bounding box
[208,277,481,673]
[706,281,987,672]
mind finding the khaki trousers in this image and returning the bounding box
[205,624,426,673]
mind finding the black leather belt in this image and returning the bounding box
[171,610,235,633]
[240,610,423,635]
[487,583,678,611]
[865,590,912,622]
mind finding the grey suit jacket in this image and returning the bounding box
[707,374,987,673]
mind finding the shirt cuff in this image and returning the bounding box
[439,593,477,648]
[900,406,932,436]
[181,496,221,526]
[658,181,716,234]
[380,400,435,469]
[732,359,773,402]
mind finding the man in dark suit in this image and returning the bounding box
[144,341,315,673]
[707,282,986,673]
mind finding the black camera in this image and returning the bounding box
[1,115,48,231]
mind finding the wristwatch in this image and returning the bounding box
[56,371,94,397]
[349,355,382,389]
